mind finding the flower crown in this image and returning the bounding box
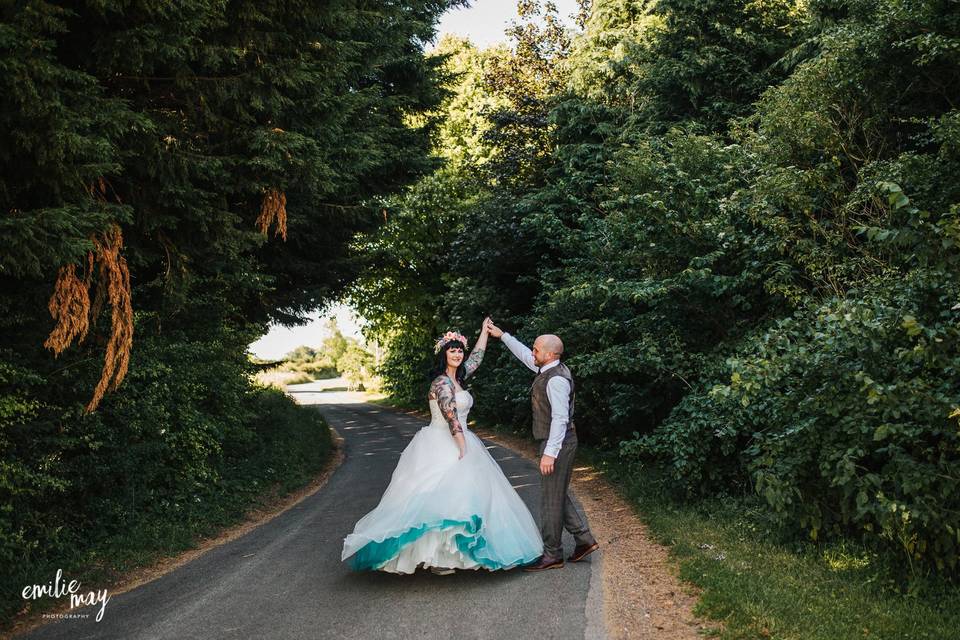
[434,330,468,354]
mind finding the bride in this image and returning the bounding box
[341,318,543,574]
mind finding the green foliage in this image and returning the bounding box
[634,270,960,571]
[526,124,782,443]
[630,0,804,133]
[273,319,370,381]
[278,345,338,379]
[320,320,350,368]
[338,342,379,391]
[1,298,333,622]
[354,0,960,579]
[622,0,960,574]
[375,328,435,405]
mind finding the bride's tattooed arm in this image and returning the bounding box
[463,347,485,379]
[429,376,463,436]
[463,319,491,379]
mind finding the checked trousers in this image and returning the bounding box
[538,430,596,559]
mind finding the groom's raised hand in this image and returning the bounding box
[486,319,504,339]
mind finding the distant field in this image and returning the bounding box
[254,369,313,388]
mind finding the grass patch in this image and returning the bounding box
[576,447,960,640]
[366,394,420,411]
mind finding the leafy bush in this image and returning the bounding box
[631,269,960,571]
[272,321,374,382]
[376,329,435,406]
[338,342,380,391]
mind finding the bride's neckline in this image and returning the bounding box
[445,373,467,394]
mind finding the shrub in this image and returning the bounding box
[631,269,960,572]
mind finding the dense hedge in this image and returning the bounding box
[634,270,960,569]
[3,360,335,624]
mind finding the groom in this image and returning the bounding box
[486,321,598,571]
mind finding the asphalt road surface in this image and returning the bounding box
[19,383,605,640]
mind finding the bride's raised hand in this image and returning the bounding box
[485,318,503,339]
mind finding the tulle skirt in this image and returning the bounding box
[341,423,543,573]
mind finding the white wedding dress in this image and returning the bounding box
[341,388,543,573]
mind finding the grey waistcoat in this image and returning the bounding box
[530,362,575,440]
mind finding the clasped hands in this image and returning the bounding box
[482,316,503,338]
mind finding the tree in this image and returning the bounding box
[320,319,349,366]
[0,0,460,618]
[338,342,378,391]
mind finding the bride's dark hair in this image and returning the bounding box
[428,339,469,390]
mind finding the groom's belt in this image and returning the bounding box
[534,423,576,440]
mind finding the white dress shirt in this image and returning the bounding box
[501,333,571,459]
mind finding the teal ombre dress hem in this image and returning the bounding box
[342,390,545,572]
[350,515,538,571]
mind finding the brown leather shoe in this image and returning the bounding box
[568,542,599,563]
[522,555,564,572]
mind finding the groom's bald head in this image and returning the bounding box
[532,334,564,367]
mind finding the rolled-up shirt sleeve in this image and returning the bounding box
[543,376,571,458]
[502,332,538,372]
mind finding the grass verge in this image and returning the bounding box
[576,447,960,640]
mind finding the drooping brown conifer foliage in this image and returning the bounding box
[43,259,92,355]
[257,188,288,241]
[86,224,133,412]
[44,224,133,412]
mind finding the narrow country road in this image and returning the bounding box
[19,382,605,640]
